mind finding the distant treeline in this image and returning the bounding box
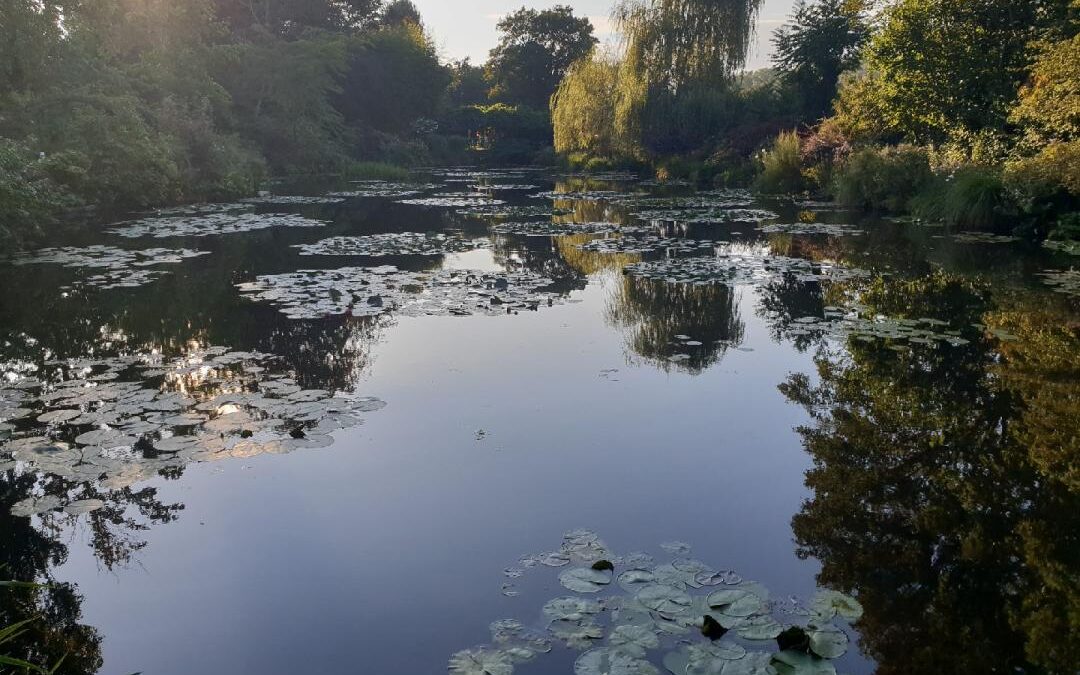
[551,0,1080,239]
[0,0,599,247]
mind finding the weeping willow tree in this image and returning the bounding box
[552,0,765,160]
[615,0,763,91]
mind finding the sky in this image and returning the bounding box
[410,0,798,70]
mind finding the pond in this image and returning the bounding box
[1,169,1078,675]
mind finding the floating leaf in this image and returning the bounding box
[543,597,603,621]
[560,567,613,593]
[770,651,836,675]
[706,589,763,618]
[736,615,784,641]
[807,625,848,659]
[63,499,106,515]
[608,625,659,657]
[575,648,659,675]
[637,585,692,614]
[809,591,863,622]
[448,648,514,675]
[685,641,748,674]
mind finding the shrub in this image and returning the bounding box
[0,138,78,250]
[1049,213,1080,241]
[940,167,1012,231]
[754,130,805,194]
[832,144,935,212]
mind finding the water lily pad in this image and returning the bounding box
[293,233,489,257]
[560,567,613,593]
[448,648,514,675]
[108,212,326,238]
[549,618,604,648]
[10,495,63,517]
[717,652,775,675]
[807,625,848,659]
[685,641,748,674]
[36,409,82,424]
[575,648,659,675]
[543,597,603,621]
[608,624,660,657]
[637,585,692,615]
[64,499,106,515]
[809,591,863,622]
[618,569,658,592]
[769,651,836,675]
[735,615,784,640]
[706,589,763,618]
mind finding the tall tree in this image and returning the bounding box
[486,6,598,109]
[211,0,383,36]
[863,0,1076,142]
[772,0,868,120]
[615,0,764,92]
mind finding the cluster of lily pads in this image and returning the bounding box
[1044,240,1080,256]
[450,530,862,675]
[577,236,718,255]
[780,308,975,347]
[619,195,754,211]
[399,195,506,208]
[492,222,648,238]
[624,249,869,288]
[241,195,346,206]
[12,246,210,289]
[949,232,1020,244]
[632,209,779,224]
[327,182,440,199]
[108,212,328,239]
[236,265,568,320]
[1038,269,1080,296]
[530,190,645,202]
[458,204,575,219]
[472,184,541,192]
[758,223,865,237]
[0,347,386,512]
[292,233,489,257]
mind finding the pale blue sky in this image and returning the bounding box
[411,0,799,70]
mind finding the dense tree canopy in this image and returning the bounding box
[771,0,868,119]
[486,6,598,109]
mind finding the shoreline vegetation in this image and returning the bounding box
[2,0,1078,251]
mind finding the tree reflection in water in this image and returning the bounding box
[607,274,745,374]
[779,273,1080,674]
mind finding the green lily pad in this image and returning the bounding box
[637,585,692,615]
[575,648,659,675]
[448,648,514,675]
[706,589,763,618]
[719,652,776,675]
[608,624,660,657]
[807,625,848,659]
[543,597,603,621]
[736,615,784,641]
[686,641,748,674]
[769,651,836,675]
[561,567,614,593]
[809,591,863,622]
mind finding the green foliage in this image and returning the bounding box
[1011,34,1080,147]
[832,145,935,212]
[486,6,598,109]
[446,59,489,107]
[1049,213,1080,241]
[862,0,1076,142]
[755,131,806,194]
[552,55,623,157]
[339,24,448,135]
[212,34,350,173]
[940,167,1012,232]
[0,139,77,250]
[615,0,765,92]
[771,0,868,119]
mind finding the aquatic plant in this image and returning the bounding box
[449,530,862,675]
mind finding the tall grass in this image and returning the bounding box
[341,162,412,181]
[832,145,935,212]
[754,131,805,194]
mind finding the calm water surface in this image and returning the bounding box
[1,170,1077,675]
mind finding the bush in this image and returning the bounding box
[940,167,1013,231]
[754,130,805,194]
[1049,213,1080,241]
[0,138,78,250]
[832,144,935,212]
